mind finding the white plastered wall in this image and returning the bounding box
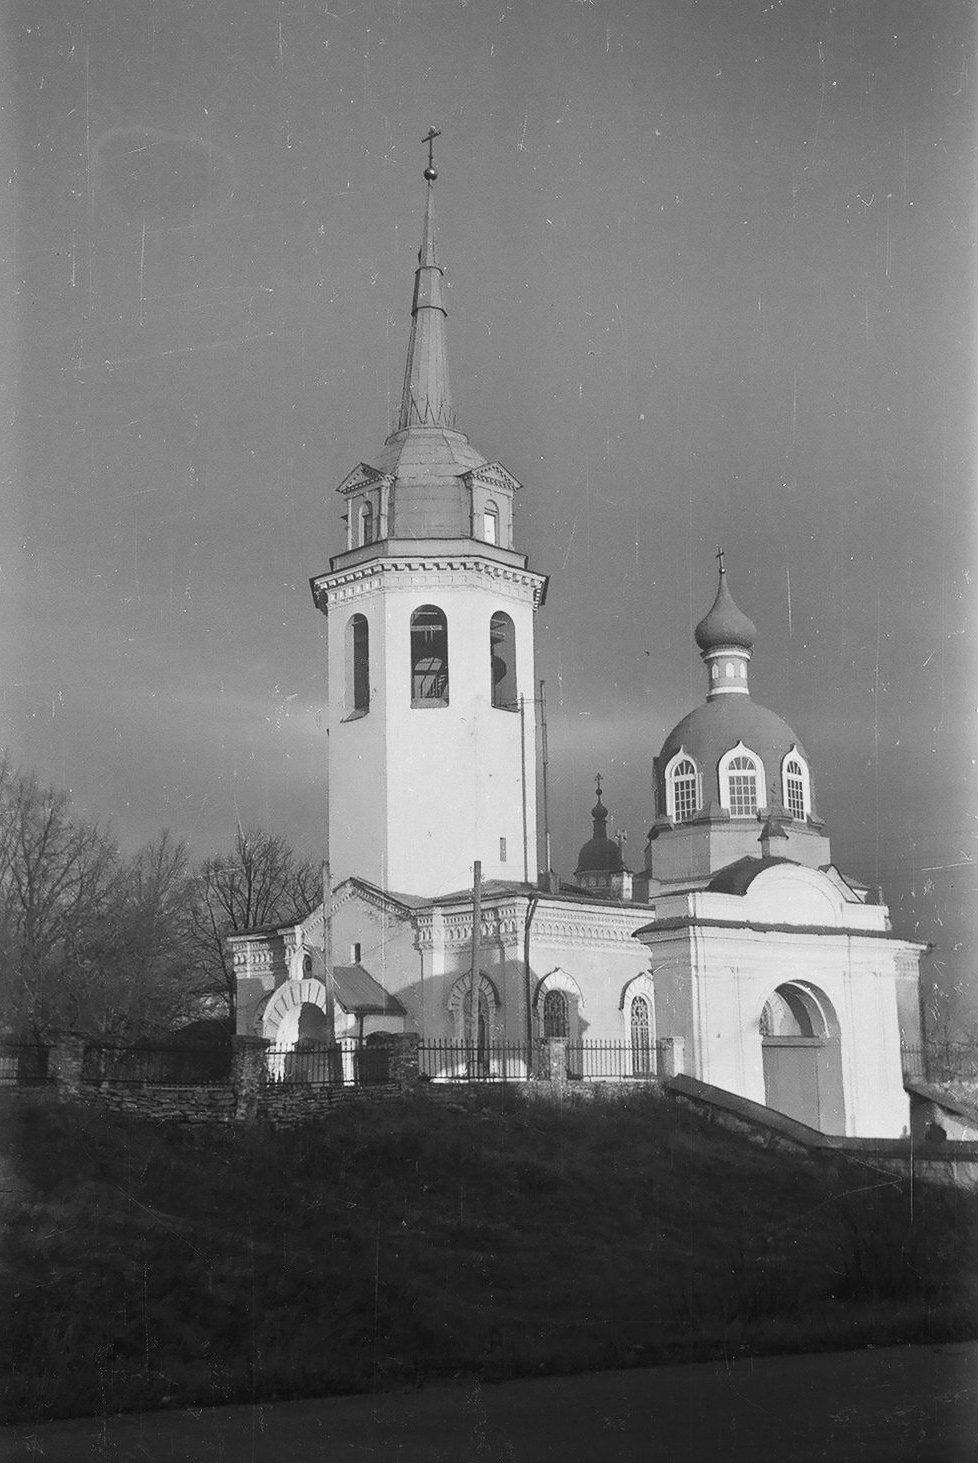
[327,565,539,897]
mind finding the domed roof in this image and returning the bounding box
[694,570,756,652]
[658,696,814,812]
[575,834,625,875]
[575,787,627,875]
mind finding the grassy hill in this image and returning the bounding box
[2,1088,975,1424]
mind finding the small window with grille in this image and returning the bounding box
[726,754,759,816]
[784,756,808,820]
[670,758,699,822]
[542,988,569,1039]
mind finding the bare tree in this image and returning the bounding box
[0,763,119,1038]
[86,830,204,1037]
[0,762,205,1040]
[191,828,320,1016]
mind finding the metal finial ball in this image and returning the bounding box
[424,165,438,181]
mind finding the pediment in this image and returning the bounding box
[336,463,396,497]
[462,461,522,495]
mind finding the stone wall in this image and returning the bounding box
[79,1083,235,1124]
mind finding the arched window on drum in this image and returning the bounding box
[719,743,765,818]
[490,612,517,709]
[664,749,700,823]
[781,748,811,821]
[410,605,449,706]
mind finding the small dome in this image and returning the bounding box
[575,834,625,876]
[575,785,627,876]
[694,571,756,652]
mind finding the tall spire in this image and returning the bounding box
[396,129,454,432]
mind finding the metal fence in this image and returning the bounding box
[567,1040,666,1081]
[81,1044,231,1086]
[420,1040,532,1082]
[901,1044,978,1084]
[418,1039,667,1083]
[0,1041,51,1085]
[263,1039,391,1087]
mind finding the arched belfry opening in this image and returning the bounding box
[760,982,845,1134]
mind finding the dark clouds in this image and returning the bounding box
[5,0,975,1022]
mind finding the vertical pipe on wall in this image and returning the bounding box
[539,678,554,891]
[520,694,529,883]
[469,861,482,1052]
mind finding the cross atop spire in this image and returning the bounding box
[716,545,726,575]
[422,127,441,181]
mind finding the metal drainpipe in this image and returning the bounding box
[523,892,539,1049]
[519,694,529,883]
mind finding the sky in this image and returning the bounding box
[2,0,975,1022]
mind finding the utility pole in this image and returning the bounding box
[322,726,336,1053]
[539,679,556,892]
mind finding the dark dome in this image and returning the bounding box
[694,572,756,652]
[575,835,625,875]
[657,696,814,814]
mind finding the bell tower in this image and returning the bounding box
[310,136,548,897]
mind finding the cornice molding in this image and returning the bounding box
[414,900,646,950]
[312,556,547,611]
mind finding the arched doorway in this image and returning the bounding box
[760,983,845,1134]
[262,977,335,1082]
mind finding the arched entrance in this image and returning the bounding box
[262,977,332,1045]
[262,978,335,1082]
[760,983,845,1134]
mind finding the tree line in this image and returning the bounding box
[0,757,320,1042]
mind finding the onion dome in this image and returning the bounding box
[575,782,626,877]
[694,562,756,653]
[653,559,819,827]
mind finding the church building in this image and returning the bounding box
[230,145,924,1139]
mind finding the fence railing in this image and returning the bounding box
[567,1039,667,1081]
[420,1040,532,1082]
[263,1039,391,1087]
[0,1041,51,1085]
[81,1044,231,1086]
[902,1044,978,1084]
[418,1039,670,1083]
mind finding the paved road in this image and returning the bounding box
[3,1343,975,1462]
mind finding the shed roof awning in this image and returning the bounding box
[332,964,405,1017]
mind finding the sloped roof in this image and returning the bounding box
[428,878,535,905]
[706,856,793,895]
[332,964,406,1017]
